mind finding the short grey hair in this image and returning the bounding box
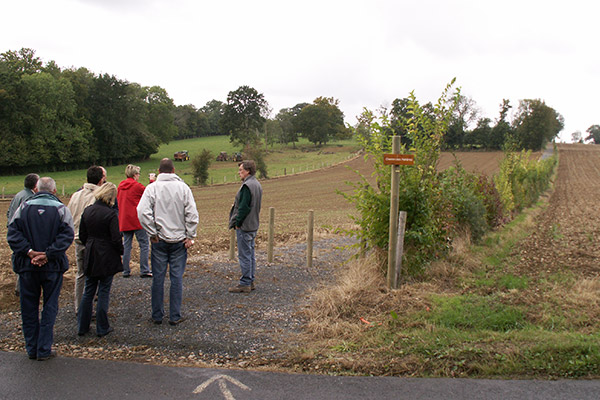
[36,177,56,193]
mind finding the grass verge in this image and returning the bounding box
[291,196,600,378]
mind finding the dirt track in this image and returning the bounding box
[513,144,600,278]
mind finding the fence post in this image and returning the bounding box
[307,210,314,268]
[267,207,274,263]
[284,167,286,176]
[62,185,65,197]
[2,187,4,200]
[229,229,236,260]
[394,211,407,287]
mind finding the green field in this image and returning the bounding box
[0,136,361,196]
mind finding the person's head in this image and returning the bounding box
[158,158,175,174]
[100,167,107,185]
[125,164,141,179]
[94,182,117,207]
[24,173,39,190]
[87,166,104,185]
[36,177,57,194]
[238,160,256,180]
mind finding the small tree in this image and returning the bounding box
[191,149,213,186]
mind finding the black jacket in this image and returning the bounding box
[80,200,124,278]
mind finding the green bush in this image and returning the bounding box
[191,149,213,185]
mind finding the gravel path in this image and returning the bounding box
[0,236,355,368]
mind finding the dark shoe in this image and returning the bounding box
[77,329,89,336]
[122,273,131,278]
[151,318,162,325]
[28,353,37,360]
[228,284,251,293]
[168,317,186,326]
[37,351,56,361]
[97,327,114,338]
[140,273,153,278]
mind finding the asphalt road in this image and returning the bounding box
[1,351,599,400]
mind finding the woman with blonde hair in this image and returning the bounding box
[77,182,123,337]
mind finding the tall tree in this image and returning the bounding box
[200,99,225,135]
[585,125,600,144]
[221,86,268,146]
[144,85,177,144]
[295,97,349,146]
[275,102,308,147]
[512,99,564,150]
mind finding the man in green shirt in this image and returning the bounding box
[228,160,263,293]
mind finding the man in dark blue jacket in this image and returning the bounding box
[7,177,75,361]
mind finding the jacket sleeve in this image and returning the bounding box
[7,206,30,255]
[79,211,88,245]
[235,185,252,227]
[184,187,199,239]
[137,187,157,237]
[45,206,75,260]
[110,212,124,255]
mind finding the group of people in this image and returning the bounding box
[6,158,262,361]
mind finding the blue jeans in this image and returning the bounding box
[122,229,150,275]
[236,229,256,286]
[78,275,114,336]
[151,241,187,322]
[19,271,63,359]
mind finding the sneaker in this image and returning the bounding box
[168,316,186,326]
[122,273,131,278]
[228,284,251,293]
[140,273,153,278]
[151,318,162,325]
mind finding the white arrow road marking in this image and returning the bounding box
[193,374,251,400]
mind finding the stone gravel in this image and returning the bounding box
[0,236,355,368]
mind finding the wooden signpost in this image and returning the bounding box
[386,137,413,289]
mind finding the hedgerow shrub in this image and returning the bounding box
[191,149,213,186]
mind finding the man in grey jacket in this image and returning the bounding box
[137,158,199,325]
[228,160,263,293]
[7,173,39,297]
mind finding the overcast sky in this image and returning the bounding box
[2,0,598,142]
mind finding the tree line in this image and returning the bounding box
[382,95,564,152]
[0,48,351,174]
[1,48,567,174]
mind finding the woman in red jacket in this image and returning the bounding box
[117,165,151,278]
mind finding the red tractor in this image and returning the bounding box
[174,150,189,161]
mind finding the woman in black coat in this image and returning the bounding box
[77,183,124,337]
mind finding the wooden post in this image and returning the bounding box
[307,210,314,268]
[394,211,407,287]
[387,136,401,289]
[267,207,274,263]
[284,167,286,176]
[229,229,236,260]
[62,185,65,197]
[2,187,4,200]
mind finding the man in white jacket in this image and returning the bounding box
[137,158,199,325]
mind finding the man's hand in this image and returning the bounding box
[150,236,159,243]
[184,238,194,249]
[28,250,48,267]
